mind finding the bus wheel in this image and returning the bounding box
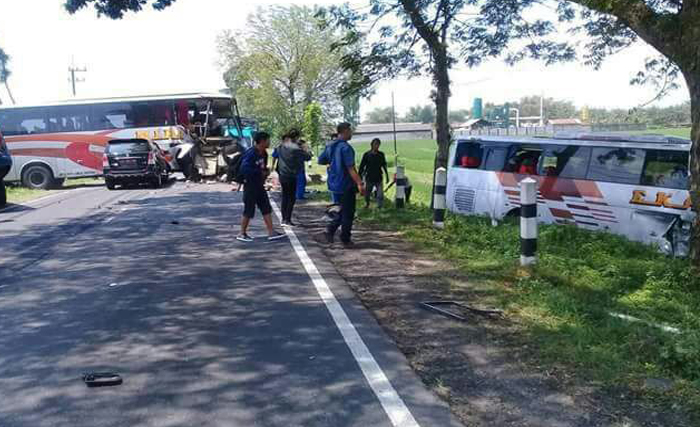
[22,164,54,190]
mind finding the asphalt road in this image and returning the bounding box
[0,181,461,427]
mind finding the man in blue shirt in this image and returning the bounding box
[237,131,286,242]
[318,123,365,246]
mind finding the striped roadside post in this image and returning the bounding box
[433,167,447,228]
[520,177,538,266]
[395,165,406,209]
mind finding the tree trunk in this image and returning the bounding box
[433,46,451,169]
[685,71,700,265]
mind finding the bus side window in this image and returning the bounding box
[587,147,646,185]
[454,142,484,168]
[641,150,689,189]
[539,146,591,179]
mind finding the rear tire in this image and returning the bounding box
[0,180,6,207]
[22,164,53,190]
[151,172,162,189]
[105,178,116,190]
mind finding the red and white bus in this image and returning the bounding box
[0,93,235,189]
[448,133,692,256]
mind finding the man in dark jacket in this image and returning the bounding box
[237,131,286,242]
[358,138,389,208]
[275,130,312,226]
[318,123,365,247]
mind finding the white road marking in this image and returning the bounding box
[270,200,420,427]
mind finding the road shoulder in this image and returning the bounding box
[293,198,694,427]
[280,200,463,427]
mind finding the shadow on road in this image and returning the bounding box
[0,186,401,427]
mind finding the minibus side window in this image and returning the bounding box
[454,142,484,168]
[587,147,646,185]
[539,145,591,179]
[504,145,542,175]
[641,149,689,189]
[482,146,509,171]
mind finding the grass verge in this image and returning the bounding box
[354,203,700,416]
[5,177,104,205]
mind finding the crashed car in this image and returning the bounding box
[103,139,169,189]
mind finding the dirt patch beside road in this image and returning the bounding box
[294,199,692,427]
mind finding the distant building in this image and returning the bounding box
[456,118,493,130]
[548,118,588,132]
[353,122,433,142]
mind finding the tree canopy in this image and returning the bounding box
[64,0,176,18]
[365,106,396,124]
[218,5,346,139]
[405,105,435,124]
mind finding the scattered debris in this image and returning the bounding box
[419,300,503,322]
[609,312,681,334]
[83,372,123,388]
[644,378,674,392]
[108,282,129,288]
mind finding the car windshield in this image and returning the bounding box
[107,141,149,155]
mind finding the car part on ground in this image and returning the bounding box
[82,372,122,388]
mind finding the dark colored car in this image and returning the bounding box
[0,130,12,207]
[103,139,169,190]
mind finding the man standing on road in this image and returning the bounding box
[237,131,286,242]
[276,131,312,226]
[358,138,389,208]
[318,123,365,247]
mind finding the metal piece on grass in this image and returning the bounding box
[420,301,502,322]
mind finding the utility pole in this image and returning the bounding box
[68,61,87,97]
[391,91,398,166]
[539,93,544,127]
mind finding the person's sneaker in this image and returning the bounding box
[341,240,355,248]
[268,231,287,241]
[236,234,254,242]
[281,221,296,227]
[324,232,335,244]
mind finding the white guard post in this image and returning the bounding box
[433,167,447,228]
[395,165,406,209]
[520,177,538,266]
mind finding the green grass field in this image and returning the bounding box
[641,127,691,138]
[316,127,699,416]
